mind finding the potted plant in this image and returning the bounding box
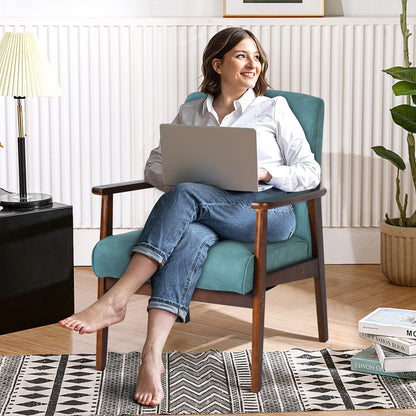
[372,0,416,285]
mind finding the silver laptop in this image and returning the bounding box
[160,124,269,192]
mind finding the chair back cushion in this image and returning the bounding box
[263,90,324,165]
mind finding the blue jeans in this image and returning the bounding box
[131,183,295,322]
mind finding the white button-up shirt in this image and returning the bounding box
[145,89,321,193]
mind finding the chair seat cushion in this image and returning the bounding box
[92,230,311,295]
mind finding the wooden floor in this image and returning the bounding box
[1,264,416,416]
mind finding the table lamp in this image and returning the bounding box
[0,32,62,210]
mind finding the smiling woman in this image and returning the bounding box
[59,26,320,407]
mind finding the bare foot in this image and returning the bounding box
[135,350,164,406]
[58,293,127,334]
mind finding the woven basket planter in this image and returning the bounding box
[380,220,416,286]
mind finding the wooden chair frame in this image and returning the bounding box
[92,180,328,393]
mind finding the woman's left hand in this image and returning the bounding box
[258,168,272,183]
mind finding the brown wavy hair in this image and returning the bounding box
[200,27,270,98]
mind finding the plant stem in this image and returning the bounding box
[399,0,416,224]
[401,0,411,70]
[402,0,416,211]
[395,170,408,226]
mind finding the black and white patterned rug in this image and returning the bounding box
[1,348,416,415]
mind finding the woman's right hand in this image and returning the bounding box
[258,168,272,183]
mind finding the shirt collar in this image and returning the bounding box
[204,94,215,116]
[236,88,257,113]
[204,88,257,116]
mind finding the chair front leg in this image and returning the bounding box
[96,194,114,370]
[251,208,268,393]
[96,278,109,370]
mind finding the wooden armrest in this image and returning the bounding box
[92,180,154,240]
[251,186,327,210]
[92,180,154,196]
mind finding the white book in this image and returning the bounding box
[374,343,416,372]
[359,332,416,355]
[358,307,416,339]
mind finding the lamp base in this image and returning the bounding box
[0,193,53,210]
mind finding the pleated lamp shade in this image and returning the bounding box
[0,32,61,97]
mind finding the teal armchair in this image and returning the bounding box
[91,90,327,393]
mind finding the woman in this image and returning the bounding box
[59,27,320,406]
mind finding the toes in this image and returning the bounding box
[70,321,81,331]
[149,396,161,406]
[73,322,84,332]
[59,317,87,333]
[135,392,162,407]
[69,322,78,330]
[59,316,77,329]
[135,393,149,406]
[59,318,71,328]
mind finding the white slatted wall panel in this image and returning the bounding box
[0,18,415,229]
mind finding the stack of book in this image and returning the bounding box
[351,307,416,379]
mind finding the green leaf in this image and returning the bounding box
[391,104,416,132]
[392,81,416,96]
[372,146,406,170]
[384,66,416,83]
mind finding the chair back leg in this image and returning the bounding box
[308,198,328,342]
[314,274,328,342]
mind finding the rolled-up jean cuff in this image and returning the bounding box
[130,243,166,266]
[147,299,189,323]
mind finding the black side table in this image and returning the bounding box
[0,203,74,334]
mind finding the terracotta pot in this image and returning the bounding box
[380,220,416,286]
